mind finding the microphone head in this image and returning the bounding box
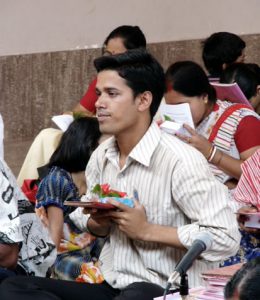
[193,231,213,251]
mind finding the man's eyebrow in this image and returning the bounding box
[95,87,119,93]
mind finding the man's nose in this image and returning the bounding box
[95,93,105,109]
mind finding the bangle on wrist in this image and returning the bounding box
[208,146,217,162]
[87,217,108,238]
[206,144,214,160]
[214,149,223,166]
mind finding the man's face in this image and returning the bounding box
[95,70,139,136]
[103,37,127,56]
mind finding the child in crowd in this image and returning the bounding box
[35,116,106,281]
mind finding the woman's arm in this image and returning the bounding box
[46,206,64,248]
[210,146,260,180]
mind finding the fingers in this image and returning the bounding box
[106,198,132,211]
[237,206,258,214]
[183,123,196,134]
[83,208,98,214]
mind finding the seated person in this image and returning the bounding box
[224,257,260,300]
[17,25,146,185]
[164,60,260,189]
[0,49,240,300]
[222,149,260,266]
[35,116,106,281]
[0,158,56,282]
[202,32,246,81]
[220,62,260,114]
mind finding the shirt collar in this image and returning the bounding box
[104,122,161,168]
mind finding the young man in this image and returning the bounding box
[0,49,240,300]
[17,25,147,186]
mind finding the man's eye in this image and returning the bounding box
[108,91,118,97]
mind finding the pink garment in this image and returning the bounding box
[233,149,260,209]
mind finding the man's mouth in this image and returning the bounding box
[97,112,111,121]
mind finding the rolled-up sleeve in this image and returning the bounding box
[174,158,240,262]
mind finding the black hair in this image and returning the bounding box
[165,60,216,104]
[224,257,260,299]
[220,63,259,100]
[238,265,260,300]
[247,63,260,84]
[103,25,146,51]
[48,117,101,173]
[94,48,165,118]
[202,32,246,77]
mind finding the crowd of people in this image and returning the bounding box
[0,26,259,300]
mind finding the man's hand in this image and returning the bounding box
[104,199,150,240]
[237,206,260,235]
[83,207,113,237]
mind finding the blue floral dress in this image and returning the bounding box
[36,166,105,281]
[221,229,260,266]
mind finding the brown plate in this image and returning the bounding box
[64,201,116,210]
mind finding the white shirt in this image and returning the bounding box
[70,122,240,288]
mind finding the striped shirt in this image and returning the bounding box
[70,122,239,288]
[233,149,260,209]
[197,100,259,183]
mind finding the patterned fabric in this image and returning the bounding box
[221,230,260,266]
[233,149,260,209]
[0,159,56,277]
[36,166,80,213]
[51,238,105,281]
[196,100,259,183]
[36,166,105,281]
[70,122,240,288]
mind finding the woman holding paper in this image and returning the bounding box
[164,61,260,189]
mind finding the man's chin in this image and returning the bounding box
[99,125,113,135]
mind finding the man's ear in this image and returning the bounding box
[256,85,260,95]
[137,91,153,112]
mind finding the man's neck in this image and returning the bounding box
[116,118,151,169]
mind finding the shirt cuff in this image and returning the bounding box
[69,207,90,231]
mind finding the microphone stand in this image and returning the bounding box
[163,273,189,300]
[179,274,189,299]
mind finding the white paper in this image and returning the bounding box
[244,213,260,228]
[159,103,194,136]
[52,115,74,132]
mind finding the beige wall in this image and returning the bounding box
[1,0,260,56]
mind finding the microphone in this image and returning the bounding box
[168,231,213,286]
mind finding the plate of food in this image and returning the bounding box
[64,201,116,210]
